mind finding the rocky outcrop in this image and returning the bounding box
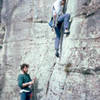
[0,0,5,97]
[0,0,100,100]
[0,24,5,99]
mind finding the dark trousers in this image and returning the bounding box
[55,13,70,50]
[20,92,31,100]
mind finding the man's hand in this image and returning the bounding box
[29,81,34,85]
[29,77,36,85]
[33,77,36,81]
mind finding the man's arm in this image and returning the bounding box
[22,76,36,87]
[52,6,57,27]
[22,81,34,87]
[18,75,35,88]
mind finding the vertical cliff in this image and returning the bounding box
[0,0,100,100]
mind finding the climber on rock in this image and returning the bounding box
[52,0,70,57]
[18,63,36,100]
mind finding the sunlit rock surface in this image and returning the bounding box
[0,0,100,100]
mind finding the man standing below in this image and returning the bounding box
[18,63,36,100]
[52,0,70,57]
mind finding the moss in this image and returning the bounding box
[82,69,92,75]
[64,63,72,73]
[0,45,2,49]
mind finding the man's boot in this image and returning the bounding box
[55,49,59,57]
[64,29,70,36]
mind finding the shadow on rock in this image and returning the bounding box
[31,79,43,100]
[0,73,5,98]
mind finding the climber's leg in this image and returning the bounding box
[26,92,31,100]
[54,22,62,57]
[58,13,70,34]
[64,14,70,31]
[55,27,60,57]
[20,92,26,100]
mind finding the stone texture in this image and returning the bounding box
[0,0,100,100]
[33,0,54,22]
[0,22,5,98]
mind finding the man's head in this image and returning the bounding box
[20,63,29,73]
[61,0,66,5]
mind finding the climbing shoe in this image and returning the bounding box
[55,51,59,58]
[66,31,70,37]
[64,29,70,37]
[64,29,70,34]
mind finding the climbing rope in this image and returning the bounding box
[33,80,37,100]
[59,0,69,59]
[59,25,64,59]
[30,0,37,98]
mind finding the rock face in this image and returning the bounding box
[0,0,100,100]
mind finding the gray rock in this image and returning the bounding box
[0,0,100,100]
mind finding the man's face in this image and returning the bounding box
[61,0,65,5]
[23,66,28,73]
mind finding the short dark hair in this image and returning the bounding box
[20,63,29,70]
[62,0,66,2]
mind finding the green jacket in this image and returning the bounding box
[18,73,32,91]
